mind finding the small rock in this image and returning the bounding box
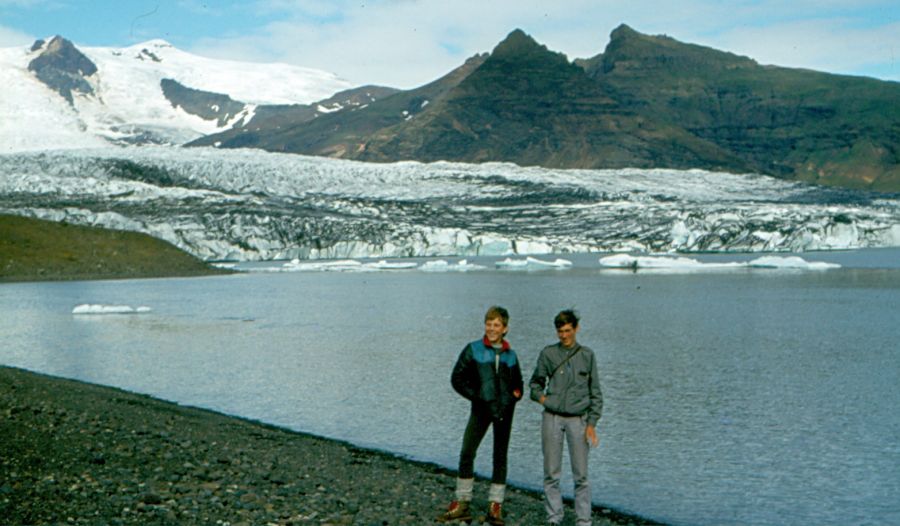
[140,493,163,505]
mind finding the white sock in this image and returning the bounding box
[455,477,474,502]
[489,483,506,504]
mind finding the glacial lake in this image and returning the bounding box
[2,249,898,526]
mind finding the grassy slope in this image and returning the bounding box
[0,214,228,283]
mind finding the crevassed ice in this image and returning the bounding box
[0,147,897,261]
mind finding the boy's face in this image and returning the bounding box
[556,323,578,347]
[484,316,508,344]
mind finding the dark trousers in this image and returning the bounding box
[458,404,514,484]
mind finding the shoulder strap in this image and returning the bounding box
[549,345,582,379]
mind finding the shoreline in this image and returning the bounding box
[1,365,663,525]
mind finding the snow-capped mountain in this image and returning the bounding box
[0,36,351,152]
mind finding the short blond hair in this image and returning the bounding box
[484,305,509,326]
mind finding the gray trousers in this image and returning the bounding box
[542,411,592,526]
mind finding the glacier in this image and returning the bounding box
[0,39,349,152]
[1,146,898,261]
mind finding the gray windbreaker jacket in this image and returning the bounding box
[529,342,603,427]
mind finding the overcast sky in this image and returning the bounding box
[1,0,898,89]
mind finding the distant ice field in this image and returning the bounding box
[1,146,898,261]
[0,40,350,152]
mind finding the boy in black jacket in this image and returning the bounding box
[437,306,523,525]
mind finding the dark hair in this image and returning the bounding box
[554,309,579,329]
[485,305,510,326]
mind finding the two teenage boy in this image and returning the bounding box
[438,306,603,526]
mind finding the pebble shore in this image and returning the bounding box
[1,366,662,526]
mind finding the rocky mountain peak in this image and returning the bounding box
[608,23,640,42]
[490,29,553,59]
[601,24,756,76]
[476,28,575,85]
[38,36,97,75]
[27,35,98,104]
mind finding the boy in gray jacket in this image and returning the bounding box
[529,309,603,526]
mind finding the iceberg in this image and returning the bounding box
[599,254,744,271]
[72,304,152,314]
[363,260,418,270]
[280,259,364,272]
[495,256,573,269]
[259,258,419,273]
[599,254,841,272]
[747,256,841,270]
[419,259,486,272]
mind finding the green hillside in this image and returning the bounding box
[0,214,228,283]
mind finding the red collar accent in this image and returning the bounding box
[483,335,510,351]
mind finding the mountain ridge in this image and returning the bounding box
[2,28,898,191]
[197,25,899,192]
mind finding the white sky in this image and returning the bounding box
[1,0,898,89]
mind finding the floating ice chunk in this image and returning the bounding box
[72,304,152,314]
[419,259,485,272]
[748,256,841,270]
[495,256,573,269]
[495,258,528,269]
[598,254,738,270]
[362,260,418,270]
[279,259,363,272]
[600,254,840,272]
[276,258,418,272]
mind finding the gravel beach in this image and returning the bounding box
[1,366,661,526]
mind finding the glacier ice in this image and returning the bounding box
[0,146,898,261]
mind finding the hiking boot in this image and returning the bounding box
[486,501,505,525]
[436,500,472,523]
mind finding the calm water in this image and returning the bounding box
[2,250,899,525]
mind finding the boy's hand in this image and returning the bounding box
[585,425,599,448]
[512,389,522,399]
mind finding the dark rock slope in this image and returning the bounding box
[160,79,247,127]
[196,25,900,192]
[28,36,97,104]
